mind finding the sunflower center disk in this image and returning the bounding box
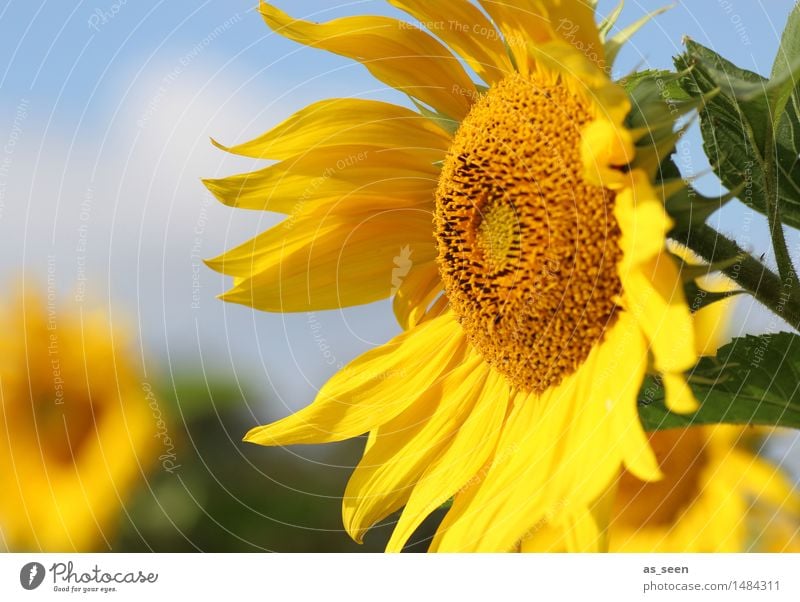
[475,199,520,273]
[434,73,623,393]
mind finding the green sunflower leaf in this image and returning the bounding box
[770,3,800,128]
[638,332,800,431]
[621,69,693,130]
[673,4,800,229]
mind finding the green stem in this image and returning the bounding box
[676,223,800,331]
[763,129,800,289]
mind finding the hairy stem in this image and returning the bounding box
[676,222,800,331]
[762,129,800,290]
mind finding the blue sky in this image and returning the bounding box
[0,0,797,443]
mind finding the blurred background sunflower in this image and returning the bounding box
[0,0,797,552]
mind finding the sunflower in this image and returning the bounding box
[520,426,800,552]
[206,1,726,551]
[0,289,158,551]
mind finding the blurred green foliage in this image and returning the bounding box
[114,373,442,552]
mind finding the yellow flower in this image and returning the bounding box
[0,290,159,551]
[523,426,800,552]
[610,426,800,552]
[207,1,725,551]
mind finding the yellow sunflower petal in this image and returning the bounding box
[615,172,673,267]
[698,473,749,551]
[208,210,436,312]
[519,522,567,552]
[429,452,485,552]
[661,372,699,414]
[387,0,513,83]
[623,252,697,375]
[343,352,483,543]
[517,511,602,553]
[586,477,619,551]
[205,215,336,278]
[392,260,442,330]
[605,425,793,553]
[213,98,451,160]
[432,313,658,551]
[731,446,800,510]
[203,145,440,214]
[482,0,606,74]
[244,314,466,445]
[543,0,606,67]
[581,119,634,189]
[363,429,379,456]
[385,366,510,551]
[478,0,552,74]
[665,241,738,357]
[693,297,735,357]
[530,40,629,123]
[260,2,477,119]
[563,507,603,552]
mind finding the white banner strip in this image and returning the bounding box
[1,553,798,600]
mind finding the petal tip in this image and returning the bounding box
[242,426,266,444]
[209,137,229,152]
